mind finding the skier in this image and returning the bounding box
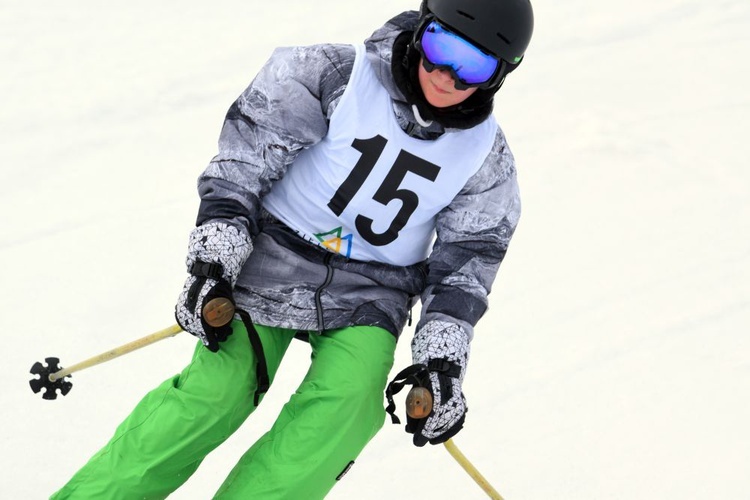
[51,0,533,498]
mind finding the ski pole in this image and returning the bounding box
[29,297,235,400]
[406,387,505,500]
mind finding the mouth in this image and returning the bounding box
[430,81,452,95]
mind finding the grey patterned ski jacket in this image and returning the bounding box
[194,11,521,340]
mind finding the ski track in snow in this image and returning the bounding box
[2,0,749,498]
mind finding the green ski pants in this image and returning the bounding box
[51,320,397,499]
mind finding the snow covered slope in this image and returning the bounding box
[2,0,748,498]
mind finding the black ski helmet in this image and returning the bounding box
[419,0,534,65]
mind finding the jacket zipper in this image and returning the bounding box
[314,252,334,332]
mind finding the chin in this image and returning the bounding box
[426,95,459,108]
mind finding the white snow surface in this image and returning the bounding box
[2,0,749,498]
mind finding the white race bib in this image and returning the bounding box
[263,44,497,265]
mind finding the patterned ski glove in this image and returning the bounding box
[175,221,252,352]
[407,320,470,446]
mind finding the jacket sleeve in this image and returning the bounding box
[195,44,355,236]
[418,129,521,339]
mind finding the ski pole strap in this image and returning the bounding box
[385,363,429,425]
[384,359,462,424]
[237,310,270,406]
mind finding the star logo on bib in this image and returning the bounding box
[314,226,353,258]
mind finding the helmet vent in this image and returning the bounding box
[455,10,476,20]
[496,32,511,44]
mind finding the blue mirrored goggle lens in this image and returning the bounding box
[420,21,499,85]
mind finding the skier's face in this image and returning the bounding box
[418,59,478,108]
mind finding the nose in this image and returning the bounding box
[434,68,457,86]
[435,68,453,80]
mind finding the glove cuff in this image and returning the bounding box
[186,221,253,287]
[411,320,470,382]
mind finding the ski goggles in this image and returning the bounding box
[415,19,503,90]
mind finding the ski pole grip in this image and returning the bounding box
[202,297,235,327]
[406,386,433,419]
